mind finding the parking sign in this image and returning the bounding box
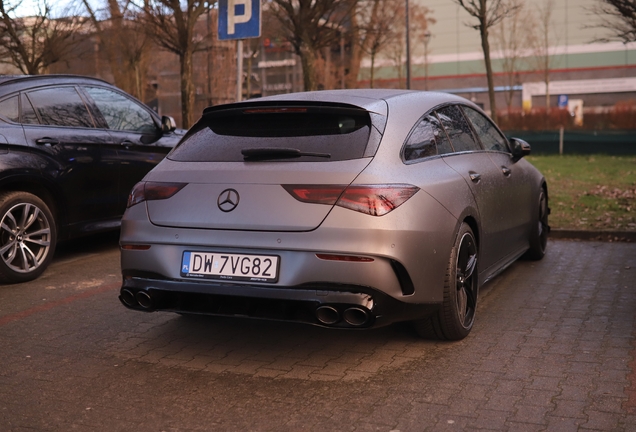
[218,0,261,40]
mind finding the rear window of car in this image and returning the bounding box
[168,107,372,162]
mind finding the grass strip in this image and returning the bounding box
[526,155,636,232]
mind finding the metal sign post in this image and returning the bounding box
[237,40,243,101]
[405,0,411,90]
[218,0,261,102]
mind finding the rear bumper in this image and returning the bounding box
[120,187,458,305]
[120,276,439,329]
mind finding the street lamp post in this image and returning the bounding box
[424,30,431,90]
[237,40,243,102]
[405,0,411,90]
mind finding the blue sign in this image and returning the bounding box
[557,94,568,108]
[218,0,261,40]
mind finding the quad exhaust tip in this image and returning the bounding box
[343,307,369,326]
[135,291,153,309]
[120,289,136,307]
[119,288,156,311]
[315,306,370,327]
[315,306,340,325]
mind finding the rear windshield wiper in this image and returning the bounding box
[241,147,331,161]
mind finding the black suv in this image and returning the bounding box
[0,74,184,283]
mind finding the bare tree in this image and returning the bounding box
[592,0,636,42]
[344,5,362,89]
[410,3,436,75]
[358,0,395,88]
[492,0,532,112]
[530,0,557,112]
[381,0,434,90]
[270,0,357,91]
[356,0,400,88]
[453,0,519,123]
[380,0,409,89]
[135,0,211,128]
[81,0,150,100]
[0,0,84,75]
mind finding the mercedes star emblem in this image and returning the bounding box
[217,188,240,212]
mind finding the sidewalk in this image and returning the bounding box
[550,229,636,242]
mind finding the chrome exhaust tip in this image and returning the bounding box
[135,291,153,309]
[343,307,368,327]
[120,289,137,307]
[315,306,340,325]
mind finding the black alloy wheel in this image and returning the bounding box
[455,230,478,330]
[413,223,478,340]
[523,187,549,261]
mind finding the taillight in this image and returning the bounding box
[283,184,419,216]
[282,185,346,205]
[127,182,187,208]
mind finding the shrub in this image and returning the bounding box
[497,101,636,131]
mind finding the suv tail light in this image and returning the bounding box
[127,182,187,208]
[283,184,419,216]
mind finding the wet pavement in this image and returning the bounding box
[0,238,634,431]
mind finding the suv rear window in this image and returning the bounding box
[168,107,372,162]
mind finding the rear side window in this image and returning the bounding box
[435,105,481,152]
[169,108,372,162]
[0,96,19,123]
[403,114,453,161]
[461,106,509,152]
[26,87,94,128]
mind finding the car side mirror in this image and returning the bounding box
[509,137,531,162]
[161,115,177,133]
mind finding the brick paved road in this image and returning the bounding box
[0,238,634,431]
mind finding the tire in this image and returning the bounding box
[0,192,57,284]
[522,187,549,261]
[413,223,478,341]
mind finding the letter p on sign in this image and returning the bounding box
[218,0,261,40]
[228,0,251,35]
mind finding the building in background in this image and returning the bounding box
[360,0,636,116]
[3,0,634,127]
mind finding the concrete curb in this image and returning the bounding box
[550,229,636,242]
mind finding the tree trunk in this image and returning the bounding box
[545,69,550,113]
[25,62,39,75]
[299,46,318,91]
[346,6,361,89]
[370,53,376,88]
[480,25,498,123]
[106,0,130,94]
[247,54,253,98]
[180,49,195,129]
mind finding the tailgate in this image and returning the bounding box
[145,159,371,231]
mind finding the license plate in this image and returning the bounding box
[181,251,279,283]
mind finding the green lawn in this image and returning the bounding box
[525,155,636,232]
